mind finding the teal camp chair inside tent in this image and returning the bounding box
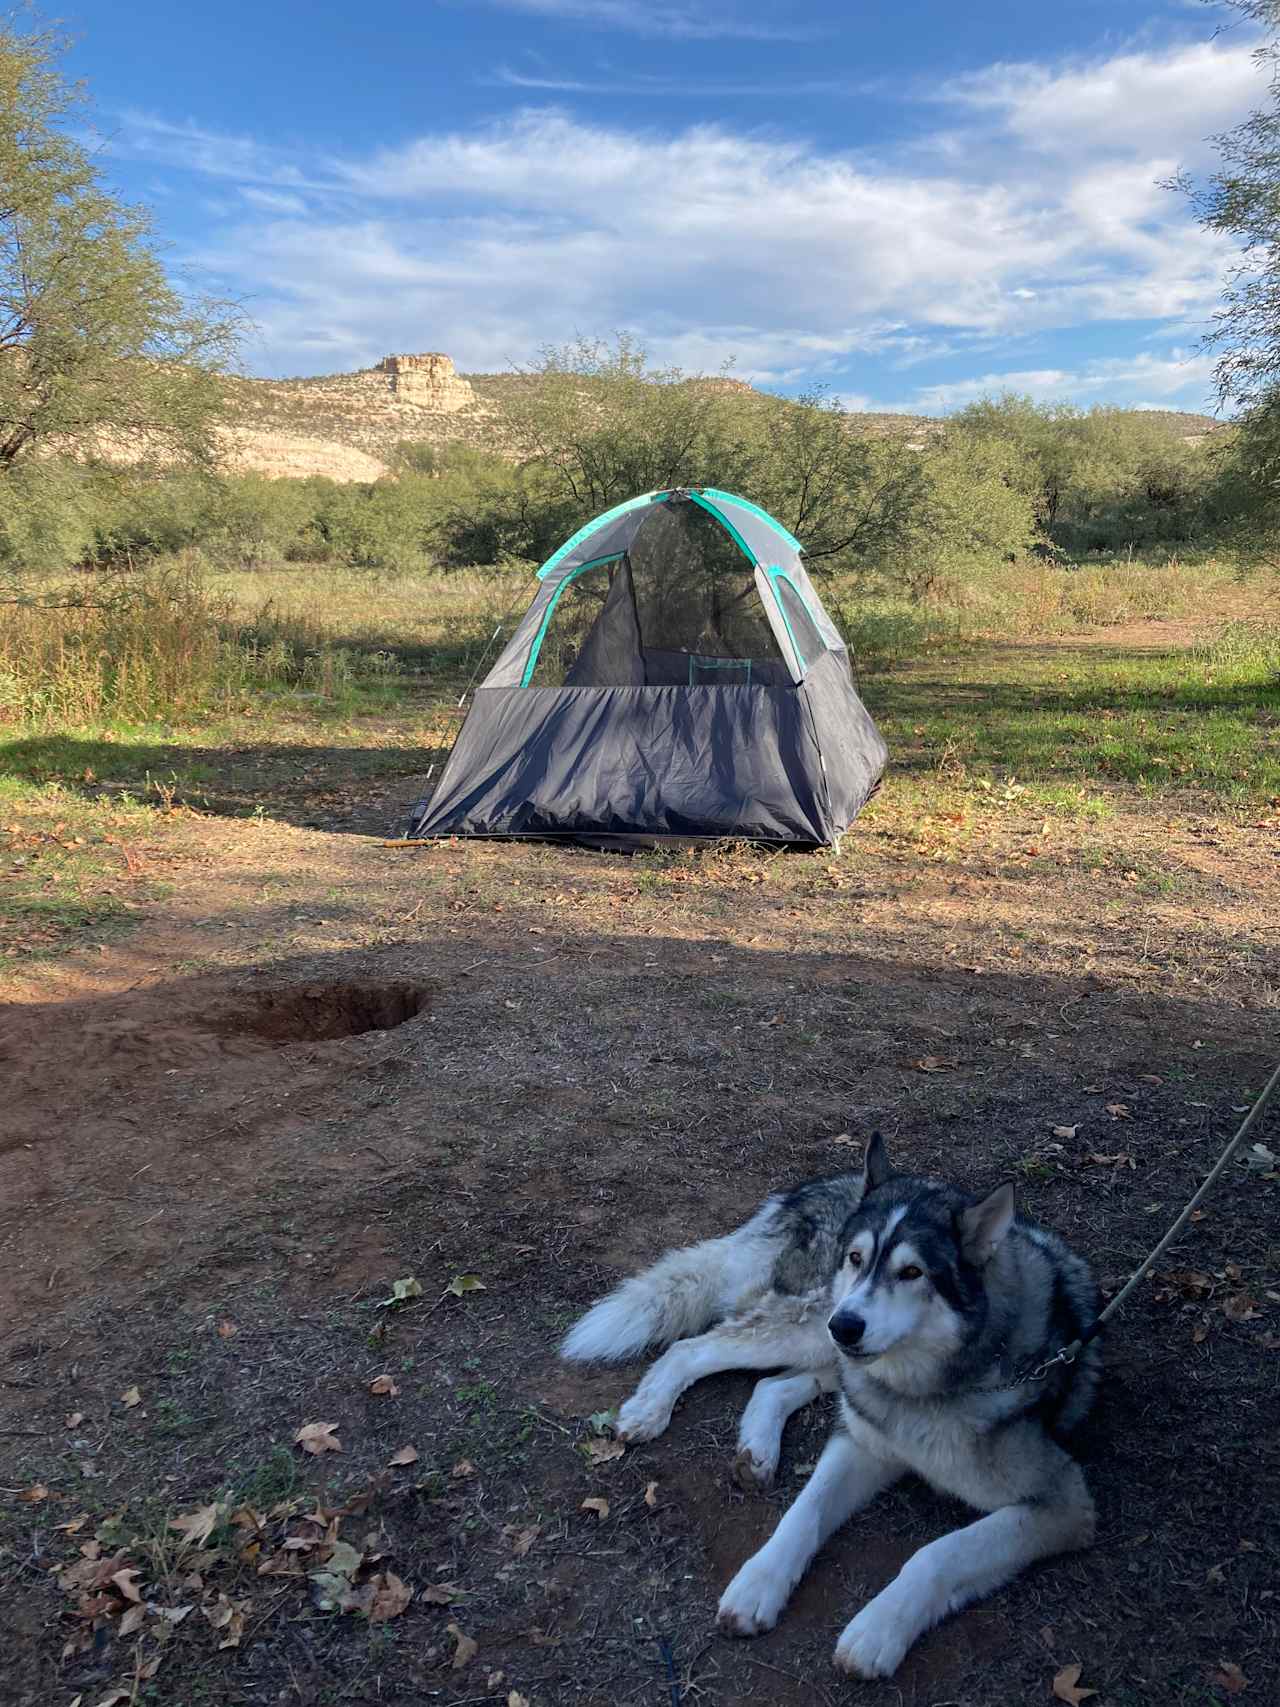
[406,487,887,848]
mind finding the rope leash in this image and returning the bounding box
[1011,1057,1280,1387]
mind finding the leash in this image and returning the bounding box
[1010,1058,1280,1388]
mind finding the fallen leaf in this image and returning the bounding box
[509,1695,531,1707]
[420,1581,462,1603]
[388,1444,419,1466]
[93,1691,133,1707]
[830,1131,859,1147]
[503,1523,541,1557]
[1139,1074,1164,1085]
[584,1438,625,1466]
[368,1570,413,1622]
[216,1319,239,1338]
[65,1411,85,1429]
[1052,1662,1098,1705]
[120,1386,142,1408]
[1222,1292,1262,1323]
[1052,1125,1080,1140]
[17,1483,50,1503]
[294,1421,341,1456]
[451,1458,477,1479]
[110,1568,144,1604]
[368,1375,400,1397]
[444,1273,486,1298]
[169,1504,224,1548]
[915,1055,958,1073]
[580,1497,610,1520]
[1105,1103,1131,1119]
[117,1602,147,1637]
[1213,1661,1249,1695]
[55,1513,91,1534]
[446,1621,478,1668]
[1084,1152,1136,1170]
[378,1276,424,1308]
[644,1481,660,1509]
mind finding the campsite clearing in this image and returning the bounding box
[0,605,1277,1707]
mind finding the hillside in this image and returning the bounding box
[220,354,1226,482]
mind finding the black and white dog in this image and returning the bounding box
[563,1134,1101,1678]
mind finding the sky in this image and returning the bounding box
[59,0,1270,413]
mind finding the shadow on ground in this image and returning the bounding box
[2,916,1275,1707]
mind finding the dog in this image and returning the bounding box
[562,1133,1102,1678]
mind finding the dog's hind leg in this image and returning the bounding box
[733,1369,839,1491]
[832,1473,1095,1680]
[718,1428,901,1637]
[615,1321,826,1444]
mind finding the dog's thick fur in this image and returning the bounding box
[562,1134,1102,1678]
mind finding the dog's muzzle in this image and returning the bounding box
[828,1310,867,1352]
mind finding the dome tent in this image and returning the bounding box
[406,487,887,847]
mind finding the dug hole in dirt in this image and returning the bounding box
[0,804,1276,1707]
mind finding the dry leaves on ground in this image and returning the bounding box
[446,1621,478,1668]
[294,1421,341,1455]
[388,1444,419,1466]
[1052,1662,1098,1704]
[169,1504,225,1548]
[580,1497,610,1520]
[583,1437,625,1466]
[368,1374,400,1396]
[1214,1661,1249,1694]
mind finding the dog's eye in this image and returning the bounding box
[848,1249,863,1269]
[898,1264,923,1281]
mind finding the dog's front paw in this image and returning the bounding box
[615,1390,672,1444]
[717,1553,788,1637]
[832,1601,912,1679]
[731,1445,776,1492]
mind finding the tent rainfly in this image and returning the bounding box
[406,487,888,848]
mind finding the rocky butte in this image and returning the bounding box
[377,352,476,412]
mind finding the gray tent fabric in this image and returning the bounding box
[408,487,887,847]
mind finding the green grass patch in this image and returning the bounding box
[866,634,1280,803]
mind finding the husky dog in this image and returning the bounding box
[562,1134,1102,1678]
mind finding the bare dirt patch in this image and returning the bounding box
[1,659,1277,1707]
[210,978,432,1044]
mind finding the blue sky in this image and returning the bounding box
[62,0,1266,412]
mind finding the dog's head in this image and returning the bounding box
[827,1133,1015,1365]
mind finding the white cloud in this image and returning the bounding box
[938,37,1262,163]
[240,187,309,215]
[903,350,1219,413]
[117,36,1263,398]
[474,0,816,41]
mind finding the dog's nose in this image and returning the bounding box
[828,1311,866,1349]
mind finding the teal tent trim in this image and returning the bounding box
[688,491,757,565]
[520,553,623,687]
[701,488,803,553]
[535,491,669,581]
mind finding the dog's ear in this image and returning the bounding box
[863,1131,891,1190]
[958,1181,1016,1265]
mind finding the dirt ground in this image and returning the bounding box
[2,648,1278,1707]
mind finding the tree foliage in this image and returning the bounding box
[0,22,239,479]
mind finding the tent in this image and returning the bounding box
[406,487,888,847]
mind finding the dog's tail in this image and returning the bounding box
[561,1232,746,1363]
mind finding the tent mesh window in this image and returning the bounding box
[627,500,785,685]
[524,561,616,688]
[773,574,827,670]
